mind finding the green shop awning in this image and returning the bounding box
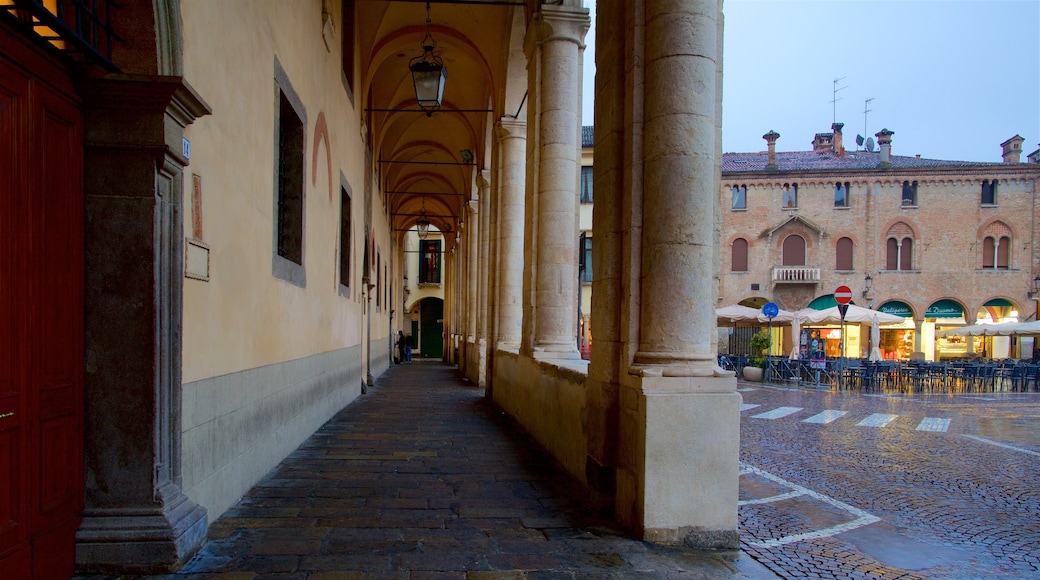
[984,298,1013,308]
[925,299,964,319]
[807,294,857,310]
[878,301,914,318]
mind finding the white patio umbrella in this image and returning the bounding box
[868,314,882,361]
[936,322,1019,337]
[789,315,802,359]
[716,304,798,325]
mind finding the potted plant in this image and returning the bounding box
[742,330,771,382]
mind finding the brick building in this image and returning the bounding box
[720,125,1040,361]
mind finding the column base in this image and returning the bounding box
[616,373,740,550]
[76,484,208,575]
[531,342,581,361]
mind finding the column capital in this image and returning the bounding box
[495,117,527,141]
[477,170,491,189]
[524,4,591,55]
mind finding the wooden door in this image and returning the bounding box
[0,27,84,580]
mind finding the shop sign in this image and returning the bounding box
[878,301,913,317]
[925,299,964,319]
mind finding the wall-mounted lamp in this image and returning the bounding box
[459,149,473,164]
[863,274,873,297]
[409,1,447,117]
[1030,275,1040,300]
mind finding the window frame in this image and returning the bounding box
[981,179,998,205]
[901,180,918,206]
[782,183,798,209]
[834,181,850,208]
[579,234,593,283]
[338,180,352,297]
[731,237,749,272]
[272,58,307,287]
[731,184,747,210]
[419,239,442,285]
[835,237,854,270]
[580,166,594,204]
[781,234,806,266]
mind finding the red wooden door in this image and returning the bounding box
[0,29,84,580]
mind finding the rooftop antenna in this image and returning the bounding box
[831,76,847,127]
[862,97,874,150]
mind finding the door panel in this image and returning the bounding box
[0,28,83,580]
[0,50,31,568]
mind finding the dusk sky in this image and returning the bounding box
[581,1,1040,163]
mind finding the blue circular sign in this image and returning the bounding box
[762,302,779,319]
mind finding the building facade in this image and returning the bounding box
[719,125,1040,361]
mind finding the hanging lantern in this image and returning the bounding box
[409,2,447,116]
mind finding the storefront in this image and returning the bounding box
[927,299,968,360]
[877,300,916,360]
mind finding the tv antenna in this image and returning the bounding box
[831,76,847,126]
[862,97,874,149]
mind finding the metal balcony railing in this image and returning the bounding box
[772,266,821,283]
[1,0,118,70]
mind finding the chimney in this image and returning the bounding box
[763,130,780,170]
[812,132,833,152]
[831,122,845,156]
[876,128,894,168]
[1028,145,1040,164]
[1001,135,1025,163]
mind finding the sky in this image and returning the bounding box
[581,1,1040,163]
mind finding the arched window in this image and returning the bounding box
[885,223,915,271]
[997,236,1010,268]
[899,237,913,270]
[782,235,805,266]
[835,237,853,270]
[731,238,748,271]
[982,222,1013,269]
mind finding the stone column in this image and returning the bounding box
[522,5,589,360]
[494,118,526,350]
[477,172,491,386]
[605,0,739,550]
[466,200,479,343]
[75,76,210,574]
[631,0,720,378]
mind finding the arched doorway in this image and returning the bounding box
[411,297,444,359]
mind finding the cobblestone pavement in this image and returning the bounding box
[75,362,776,580]
[737,380,1040,579]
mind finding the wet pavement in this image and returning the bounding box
[76,361,775,579]
[737,381,1040,579]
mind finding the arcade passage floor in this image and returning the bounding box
[77,361,774,579]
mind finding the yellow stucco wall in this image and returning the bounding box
[180,0,389,383]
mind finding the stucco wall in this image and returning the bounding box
[179,0,388,384]
[491,350,589,483]
[182,346,362,519]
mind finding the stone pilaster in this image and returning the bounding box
[466,200,479,342]
[477,172,491,386]
[494,118,526,350]
[75,75,210,574]
[522,5,589,360]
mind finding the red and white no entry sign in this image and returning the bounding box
[834,285,853,305]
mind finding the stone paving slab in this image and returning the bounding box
[75,362,775,579]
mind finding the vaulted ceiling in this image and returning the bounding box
[357,0,535,241]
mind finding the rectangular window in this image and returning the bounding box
[580,166,593,203]
[419,239,441,284]
[981,179,997,205]
[339,186,352,294]
[782,183,798,208]
[376,251,381,309]
[579,234,593,283]
[277,91,304,264]
[834,182,849,207]
[273,60,307,287]
[901,180,918,206]
[731,185,746,209]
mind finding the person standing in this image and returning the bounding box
[396,330,406,364]
[405,333,413,363]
